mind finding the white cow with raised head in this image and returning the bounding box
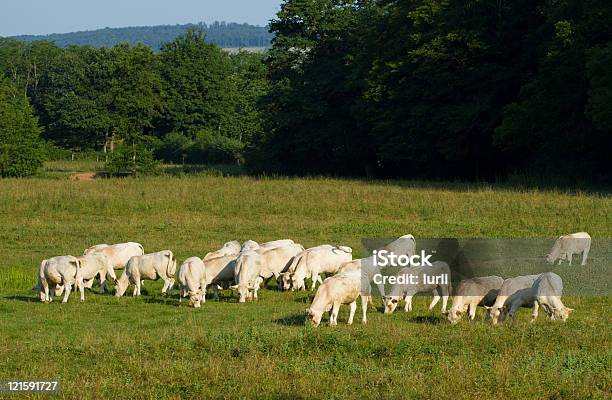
[83,242,144,270]
[444,276,503,324]
[115,250,177,297]
[306,270,369,327]
[38,256,84,303]
[486,274,541,325]
[546,232,591,266]
[232,242,304,302]
[178,257,207,308]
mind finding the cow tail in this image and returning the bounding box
[137,243,145,256]
[167,252,177,278]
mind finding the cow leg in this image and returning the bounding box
[404,295,413,312]
[429,290,441,310]
[213,285,220,300]
[62,283,72,303]
[441,286,449,312]
[468,303,477,321]
[41,278,49,303]
[530,301,540,323]
[133,280,141,297]
[99,273,107,294]
[161,279,169,295]
[581,249,589,266]
[329,302,340,326]
[77,276,85,302]
[361,295,368,324]
[567,252,573,266]
[167,278,175,296]
[347,301,357,325]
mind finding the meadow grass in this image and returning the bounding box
[0,176,610,399]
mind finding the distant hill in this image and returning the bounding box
[10,21,273,50]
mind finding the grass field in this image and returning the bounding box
[0,175,610,399]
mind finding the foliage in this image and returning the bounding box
[0,77,45,177]
[105,145,160,176]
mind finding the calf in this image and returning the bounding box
[306,270,368,327]
[383,261,452,314]
[486,274,541,324]
[115,250,177,297]
[444,276,503,324]
[178,257,207,308]
[546,232,591,266]
[38,256,84,303]
[502,272,573,322]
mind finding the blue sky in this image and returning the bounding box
[1,0,282,37]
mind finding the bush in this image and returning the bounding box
[0,78,45,177]
[187,130,244,165]
[105,145,160,176]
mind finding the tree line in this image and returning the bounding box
[1,0,610,183]
[12,22,273,50]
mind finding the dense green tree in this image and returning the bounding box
[0,78,45,177]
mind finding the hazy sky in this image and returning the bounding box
[1,0,283,37]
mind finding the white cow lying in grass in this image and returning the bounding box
[486,274,541,325]
[306,270,368,327]
[115,250,177,297]
[232,242,304,302]
[38,256,84,303]
[383,261,452,314]
[280,245,353,291]
[546,232,591,266]
[501,272,573,322]
[83,242,144,269]
[178,257,207,308]
[444,276,503,324]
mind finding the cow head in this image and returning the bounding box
[305,308,322,327]
[188,290,204,308]
[278,273,292,291]
[114,279,128,297]
[552,306,573,322]
[443,308,463,324]
[230,284,250,303]
[485,305,503,325]
[383,296,401,314]
[291,272,307,291]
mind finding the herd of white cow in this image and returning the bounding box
[34,231,592,327]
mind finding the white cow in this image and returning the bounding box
[284,245,353,291]
[115,250,177,297]
[444,276,504,324]
[177,257,207,308]
[76,253,117,294]
[546,232,591,266]
[38,256,84,303]
[83,242,144,270]
[232,243,304,302]
[383,261,452,314]
[486,274,542,325]
[306,270,369,327]
[202,253,238,298]
[502,272,573,322]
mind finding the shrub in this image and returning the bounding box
[187,129,244,165]
[105,145,160,176]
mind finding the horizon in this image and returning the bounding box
[1,0,282,37]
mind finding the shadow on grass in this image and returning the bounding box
[4,295,38,303]
[273,313,306,327]
[408,315,445,324]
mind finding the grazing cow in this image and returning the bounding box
[83,242,144,270]
[306,270,368,327]
[204,241,241,262]
[38,256,84,303]
[283,245,353,291]
[383,261,452,314]
[486,274,541,325]
[76,253,117,294]
[177,257,207,308]
[115,251,177,297]
[232,243,304,302]
[546,232,591,266]
[202,253,238,299]
[502,272,573,322]
[443,276,504,324]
